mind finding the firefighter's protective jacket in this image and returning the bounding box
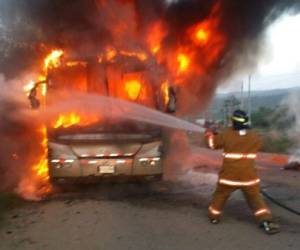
[207,128,262,185]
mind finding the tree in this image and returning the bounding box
[251,107,273,129]
[223,95,241,126]
[251,105,295,130]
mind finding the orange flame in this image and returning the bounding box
[177,53,191,73]
[44,49,64,73]
[53,112,99,129]
[23,81,35,96]
[23,50,64,101]
[147,21,167,54]
[23,75,47,97]
[54,113,81,129]
[38,75,47,97]
[66,61,88,67]
[33,127,50,180]
[106,47,117,61]
[187,4,226,67]
[195,28,209,44]
[120,50,148,61]
[188,20,213,46]
[124,79,142,100]
[162,2,226,82]
[161,81,170,106]
[101,47,148,62]
[16,126,52,201]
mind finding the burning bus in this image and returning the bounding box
[26,49,176,183]
[19,1,230,195]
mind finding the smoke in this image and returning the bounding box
[0,0,299,193]
[283,91,300,162]
[1,0,299,112]
[0,74,45,192]
[36,93,205,132]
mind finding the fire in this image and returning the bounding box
[161,2,226,82]
[19,0,229,200]
[188,20,213,46]
[53,112,99,129]
[54,113,81,129]
[41,84,47,97]
[38,76,47,96]
[24,49,63,98]
[120,50,148,61]
[195,28,209,44]
[97,55,104,63]
[101,47,148,62]
[124,79,142,100]
[177,53,191,73]
[147,21,167,54]
[20,48,102,200]
[66,61,88,67]
[23,81,35,96]
[106,47,117,61]
[23,75,47,97]
[187,4,227,68]
[16,126,52,201]
[33,127,50,179]
[161,81,170,105]
[43,49,64,73]
[152,46,160,54]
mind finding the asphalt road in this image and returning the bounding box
[0,147,299,250]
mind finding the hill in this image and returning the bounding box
[208,87,300,120]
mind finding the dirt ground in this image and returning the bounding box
[0,147,299,250]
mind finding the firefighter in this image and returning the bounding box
[205,110,280,234]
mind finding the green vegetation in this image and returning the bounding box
[261,134,295,154]
[210,95,296,154]
[251,107,273,129]
[251,105,295,154]
[252,106,295,130]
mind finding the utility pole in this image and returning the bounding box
[247,75,252,125]
[240,80,244,110]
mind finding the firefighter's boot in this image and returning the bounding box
[210,218,220,224]
[260,221,280,235]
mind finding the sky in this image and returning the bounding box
[220,13,300,92]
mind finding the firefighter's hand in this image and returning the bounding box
[206,127,219,135]
[204,129,214,138]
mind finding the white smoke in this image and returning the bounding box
[0,73,44,193]
[284,91,300,163]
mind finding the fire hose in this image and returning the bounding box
[164,187,300,216]
[165,187,300,216]
[260,189,300,216]
[158,185,300,216]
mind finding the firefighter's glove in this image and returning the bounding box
[204,129,214,138]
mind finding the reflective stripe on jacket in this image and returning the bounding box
[219,178,260,186]
[222,153,257,159]
[206,128,262,183]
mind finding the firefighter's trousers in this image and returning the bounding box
[208,183,272,222]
